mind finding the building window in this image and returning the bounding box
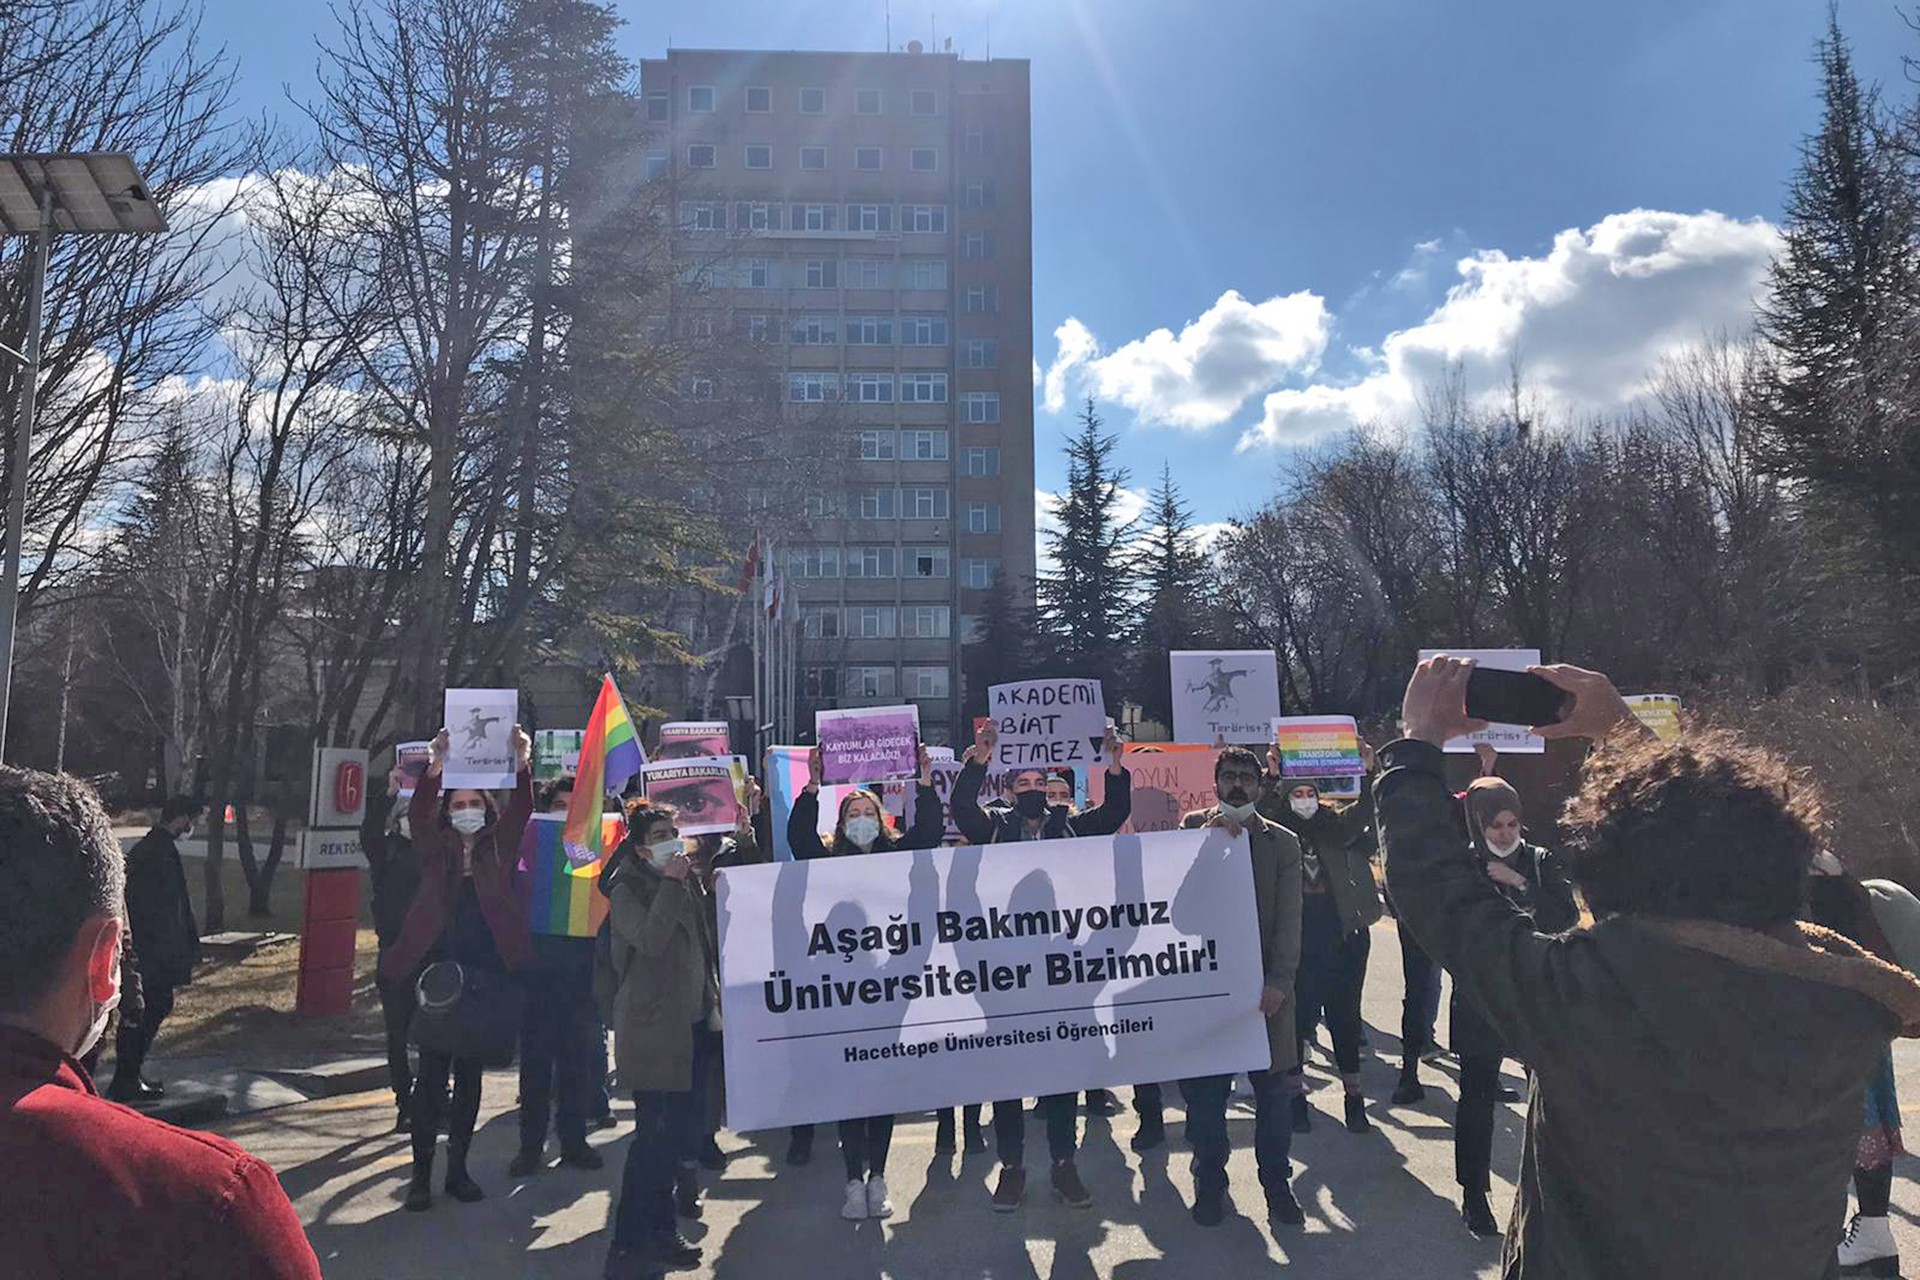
[902,487,950,519]
[962,558,1000,589]
[846,315,893,345]
[964,446,1001,477]
[803,607,842,639]
[679,263,715,290]
[846,546,897,578]
[746,314,773,343]
[903,204,947,234]
[905,665,951,698]
[736,201,782,231]
[962,181,995,209]
[684,313,717,339]
[961,233,994,261]
[791,546,841,578]
[854,146,883,172]
[855,87,883,115]
[900,606,951,638]
[900,372,949,404]
[799,145,828,170]
[643,150,669,180]
[966,502,1001,533]
[804,667,840,699]
[803,258,839,289]
[964,123,992,155]
[743,258,773,288]
[681,375,714,400]
[848,606,896,638]
[803,490,840,519]
[792,202,838,232]
[688,85,716,113]
[908,546,950,578]
[745,85,772,113]
[845,257,888,289]
[744,144,773,170]
[910,147,939,173]
[790,314,838,345]
[687,144,716,169]
[901,259,948,291]
[846,372,894,403]
[645,92,669,122]
[799,86,826,114]
[901,429,949,460]
[960,338,998,368]
[855,488,897,520]
[847,202,893,233]
[788,372,840,403]
[964,285,998,313]
[848,665,896,697]
[680,201,723,231]
[858,429,896,460]
[899,315,948,346]
[960,392,1000,424]
[911,89,938,116]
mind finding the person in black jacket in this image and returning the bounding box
[951,719,1130,1214]
[1452,774,1578,1238]
[787,742,945,1221]
[107,795,203,1103]
[362,770,424,1132]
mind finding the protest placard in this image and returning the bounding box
[394,740,431,797]
[987,678,1108,769]
[715,826,1270,1131]
[1169,650,1282,745]
[1416,648,1547,754]
[656,721,731,760]
[816,705,921,786]
[1625,694,1683,742]
[443,689,519,788]
[640,758,740,835]
[767,746,912,858]
[533,729,584,782]
[1272,715,1364,777]
[1087,744,1218,834]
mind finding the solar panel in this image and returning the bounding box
[0,153,168,235]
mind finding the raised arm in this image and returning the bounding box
[786,788,833,861]
[1074,732,1132,837]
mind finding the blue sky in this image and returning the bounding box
[200,0,1915,535]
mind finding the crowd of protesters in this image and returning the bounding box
[5,657,1920,1279]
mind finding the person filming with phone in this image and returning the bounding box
[1380,656,1920,1277]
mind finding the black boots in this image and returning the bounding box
[1463,1188,1500,1238]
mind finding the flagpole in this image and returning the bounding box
[751,535,764,766]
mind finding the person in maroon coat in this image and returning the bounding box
[0,766,319,1279]
[381,724,536,1211]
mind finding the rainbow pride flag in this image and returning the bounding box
[564,674,644,865]
[521,813,625,937]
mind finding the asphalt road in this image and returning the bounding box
[218,920,1920,1279]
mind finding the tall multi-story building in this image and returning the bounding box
[637,47,1034,745]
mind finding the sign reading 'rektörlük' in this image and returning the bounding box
[987,678,1109,769]
[714,827,1270,1131]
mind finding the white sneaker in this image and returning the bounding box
[1838,1213,1899,1276]
[842,1179,868,1221]
[866,1174,894,1219]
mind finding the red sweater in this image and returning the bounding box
[0,1026,319,1279]
[380,766,535,978]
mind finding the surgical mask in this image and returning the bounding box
[646,839,683,868]
[449,808,487,835]
[1014,791,1048,820]
[1218,799,1259,825]
[844,816,882,847]
[76,983,121,1061]
[1487,836,1522,859]
[1289,797,1319,820]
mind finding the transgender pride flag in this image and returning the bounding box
[564,675,645,866]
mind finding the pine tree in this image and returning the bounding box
[962,571,1040,703]
[1133,465,1213,728]
[1038,399,1139,693]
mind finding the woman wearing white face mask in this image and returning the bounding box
[1452,776,1578,1238]
[786,742,946,1221]
[1263,736,1384,1138]
[602,800,717,1278]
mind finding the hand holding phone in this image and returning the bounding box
[1464,668,1574,728]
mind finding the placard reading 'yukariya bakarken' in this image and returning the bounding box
[714,827,1270,1131]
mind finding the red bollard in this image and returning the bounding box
[295,867,362,1017]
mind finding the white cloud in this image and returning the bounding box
[1243,208,1780,449]
[1043,291,1331,429]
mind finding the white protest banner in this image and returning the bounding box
[444,689,519,788]
[1417,648,1546,754]
[1625,694,1683,742]
[533,729,584,782]
[640,758,740,835]
[816,705,921,786]
[988,678,1108,769]
[1170,650,1282,745]
[716,827,1269,1132]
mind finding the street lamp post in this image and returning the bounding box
[0,153,166,762]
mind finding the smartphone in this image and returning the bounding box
[1465,667,1573,728]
